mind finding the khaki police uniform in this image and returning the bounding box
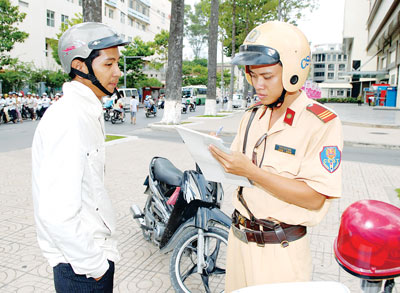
[225,91,343,292]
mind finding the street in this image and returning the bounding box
[1,106,400,166]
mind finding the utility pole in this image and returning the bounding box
[123,56,145,88]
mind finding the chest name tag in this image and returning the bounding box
[275,144,296,155]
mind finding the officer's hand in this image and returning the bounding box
[209,144,255,177]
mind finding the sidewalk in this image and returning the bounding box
[0,103,399,292]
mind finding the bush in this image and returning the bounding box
[317,97,358,104]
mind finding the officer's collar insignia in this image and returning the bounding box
[307,103,337,123]
[320,146,341,173]
[275,144,296,155]
[284,108,295,126]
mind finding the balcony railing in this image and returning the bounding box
[127,7,150,24]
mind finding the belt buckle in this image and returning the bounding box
[232,225,248,244]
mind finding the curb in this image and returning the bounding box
[344,140,400,150]
[342,121,400,129]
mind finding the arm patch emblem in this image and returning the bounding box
[320,146,341,173]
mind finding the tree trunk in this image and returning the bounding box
[204,0,219,116]
[161,0,184,124]
[82,0,102,22]
[242,4,250,108]
[227,0,236,112]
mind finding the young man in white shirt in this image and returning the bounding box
[32,22,128,293]
[129,97,139,124]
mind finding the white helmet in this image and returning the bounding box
[58,22,129,96]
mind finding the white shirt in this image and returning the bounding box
[130,98,139,112]
[32,81,119,279]
[42,97,51,108]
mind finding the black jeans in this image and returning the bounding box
[53,260,114,293]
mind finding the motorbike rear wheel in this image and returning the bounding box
[170,227,228,293]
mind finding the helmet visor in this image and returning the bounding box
[88,34,130,50]
[232,45,280,66]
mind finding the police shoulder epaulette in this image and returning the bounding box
[245,101,263,112]
[306,103,337,123]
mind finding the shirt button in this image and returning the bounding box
[96,208,99,211]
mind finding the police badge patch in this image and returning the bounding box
[320,146,341,173]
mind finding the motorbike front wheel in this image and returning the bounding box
[170,227,228,293]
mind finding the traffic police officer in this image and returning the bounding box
[209,21,343,291]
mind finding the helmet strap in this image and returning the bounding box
[70,59,115,97]
[266,89,286,109]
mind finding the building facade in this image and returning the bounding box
[365,0,400,106]
[9,0,171,73]
[310,43,352,98]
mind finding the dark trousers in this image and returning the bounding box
[53,260,114,293]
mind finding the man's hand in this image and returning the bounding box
[209,144,255,177]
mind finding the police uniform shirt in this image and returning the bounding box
[42,97,51,108]
[230,90,342,226]
[7,97,16,110]
[225,91,343,290]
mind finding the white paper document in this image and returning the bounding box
[176,126,252,187]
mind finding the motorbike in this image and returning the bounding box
[181,103,188,114]
[334,200,400,293]
[145,105,157,118]
[110,108,125,124]
[130,157,231,293]
[189,101,196,112]
[103,105,112,121]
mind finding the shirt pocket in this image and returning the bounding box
[262,150,301,176]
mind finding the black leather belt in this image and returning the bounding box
[231,210,307,247]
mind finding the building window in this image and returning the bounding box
[61,14,69,25]
[390,50,396,64]
[314,64,325,68]
[327,54,331,61]
[337,90,344,96]
[128,17,133,26]
[45,40,49,57]
[338,54,342,61]
[338,64,345,71]
[390,74,395,85]
[142,24,145,31]
[330,90,334,96]
[314,72,324,77]
[120,12,125,23]
[109,8,114,19]
[129,0,133,9]
[328,64,334,71]
[328,72,334,79]
[332,54,336,61]
[343,55,347,61]
[381,57,386,69]
[47,10,55,27]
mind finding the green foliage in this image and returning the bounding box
[150,30,169,64]
[219,0,317,57]
[317,97,358,104]
[182,59,208,86]
[0,61,68,93]
[48,13,83,66]
[184,1,209,59]
[0,0,29,66]
[119,37,155,87]
[135,77,163,88]
[105,135,126,142]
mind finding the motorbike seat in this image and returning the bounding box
[153,158,183,187]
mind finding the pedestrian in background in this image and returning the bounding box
[209,21,343,291]
[130,96,139,124]
[32,22,128,293]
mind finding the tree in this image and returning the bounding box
[150,30,169,70]
[161,0,185,125]
[119,37,155,88]
[0,0,28,66]
[83,0,102,22]
[48,13,83,66]
[204,0,219,115]
[135,77,163,89]
[182,60,208,86]
[184,2,209,59]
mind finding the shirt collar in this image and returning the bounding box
[63,81,103,117]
